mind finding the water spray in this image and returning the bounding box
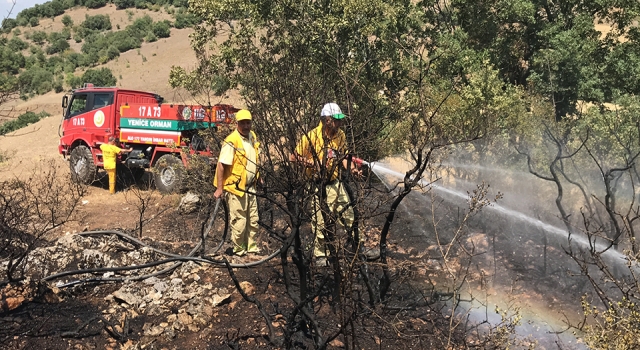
[367,161,631,266]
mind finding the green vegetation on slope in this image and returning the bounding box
[0,111,50,135]
[0,0,202,102]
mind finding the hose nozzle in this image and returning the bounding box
[352,157,368,166]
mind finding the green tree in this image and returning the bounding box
[451,0,640,119]
[18,66,53,95]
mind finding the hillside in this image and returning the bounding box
[0,4,243,180]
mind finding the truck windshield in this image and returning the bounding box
[67,94,88,118]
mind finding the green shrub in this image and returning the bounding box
[134,0,148,9]
[62,15,73,27]
[48,30,71,43]
[152,20,171,38]
[0,47,26,74]
[171,0,188,7]
[145,33,158,42]
[29,17,39,28]
[106,46,120,60]
[65,73,82,89]
[30,31,47,45]
[81,67,117,87]
[8,37,28,51]
[84,0,108,9]
[1,18,17,34]
[46,38,70,55]
[128,15,153,37]
[81,14,112,31]
[110,31,142,52]
[114,0,135,9]
[0,111,50,135]
[16,17,28,27]
[174,10,199,29]
[18,67,54,95]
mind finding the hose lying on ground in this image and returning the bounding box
[43,198,281,288]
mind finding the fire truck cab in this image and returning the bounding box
[59,84,236,193]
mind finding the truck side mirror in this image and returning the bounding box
[62,95,68,109]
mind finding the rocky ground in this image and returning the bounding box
[0,178,452,350]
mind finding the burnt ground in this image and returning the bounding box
[0,173,477,350]
[0,165,593,350]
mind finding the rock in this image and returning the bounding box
[193,316,209,327]
[178,312,193,325]
[212,293,231,307]
[143,277,160,285]
[146,304,164,316]
[2,296,25,311]
[56,234,83,249]
[82,249,106,267]
[39,285,62,304]
[164,327,176,339]
[112,290,140,306]
[239,281,255,296]
[329,338,345,347]
[178,192,200,214]
[203,305,214,317]
[154,282,168,293]
[144,325,164,336]
[146,291,162,301]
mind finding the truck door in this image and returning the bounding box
[62,92,89,139]
[86,92,115,144]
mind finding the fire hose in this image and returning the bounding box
[44,157,372,288]
[43,197,282,288]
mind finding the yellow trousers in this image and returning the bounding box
[106,168,116,194]
[225,189,259,255]
[311,181,356,257]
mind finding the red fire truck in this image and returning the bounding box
[58,84,237,193]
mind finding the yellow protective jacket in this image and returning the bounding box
[213,130,260,197]
[295,123,346,182]
[100,143,122,170]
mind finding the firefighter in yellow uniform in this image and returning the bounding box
[289,103,362,264]
[214,110,261,257]
[100,136,133,194]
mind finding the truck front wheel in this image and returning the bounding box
[153,154,184,193]
[69,145,96,184]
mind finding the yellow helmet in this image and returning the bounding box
[235,109,252,121]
